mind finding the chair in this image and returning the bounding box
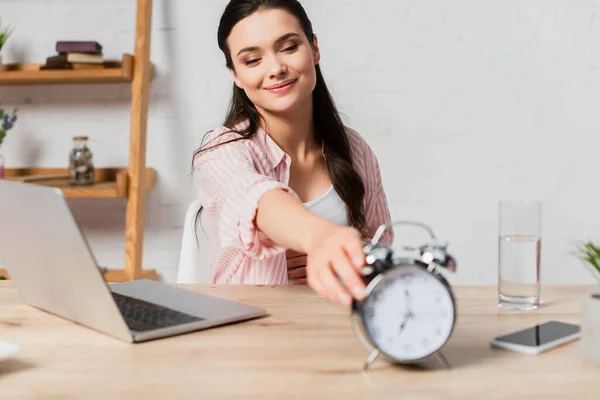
[176,199,212,283]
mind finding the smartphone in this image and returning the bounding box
[491,321,580,355]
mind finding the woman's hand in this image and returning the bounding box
[286,249,307,284]
[253,189,366,298]
[305,224,367,306]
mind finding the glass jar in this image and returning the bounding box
[69,136,94,186]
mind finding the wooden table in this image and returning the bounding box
[0,282,599,399]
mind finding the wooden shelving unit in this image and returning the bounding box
[0,0,156,282]
[3,167,156,198]
[0,54,134,85]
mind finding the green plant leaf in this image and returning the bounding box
[0,18,14,50]
[572,240,600,273]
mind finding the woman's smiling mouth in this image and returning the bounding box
[264,78,298,94]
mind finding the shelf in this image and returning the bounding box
[0,54,134,85]
[0,268,158,282]
[103,268,158,282]
[3,167,156,198]
[0,0,158,283]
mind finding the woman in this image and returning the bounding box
[193,0,393,306]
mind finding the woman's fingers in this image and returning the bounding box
[288,266,307,280]
[286,255,307,269]
[307,259,327,299]
[319,264,351,306]
[342,231,366,269]
[330,249,366,301]
[305,226,367,306]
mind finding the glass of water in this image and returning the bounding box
[498,200,542,310]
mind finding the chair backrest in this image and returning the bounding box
[176,199,211,283]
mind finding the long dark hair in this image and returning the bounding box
[193,0,369,239]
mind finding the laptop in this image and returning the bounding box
[0,180,266,343]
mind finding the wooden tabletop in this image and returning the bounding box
[1,282,599,399]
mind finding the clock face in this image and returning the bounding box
[361,265,455,362]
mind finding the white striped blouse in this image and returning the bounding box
[193,124,394,284]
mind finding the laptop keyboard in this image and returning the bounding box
[111,292,205,333]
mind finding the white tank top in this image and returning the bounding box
[303,185,349,226]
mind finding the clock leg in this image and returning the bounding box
[434,352,452,369]
[363,349,380,370]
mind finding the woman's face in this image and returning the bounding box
[227,8,320,115]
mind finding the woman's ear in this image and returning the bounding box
[229,67,244,89]
[312,34,321,65]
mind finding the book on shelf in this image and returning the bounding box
[48,53,104,64]
[40,50,106,71]
[56,41,102,54]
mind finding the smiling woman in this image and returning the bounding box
[191,0,393,306]
[228,10,319,114]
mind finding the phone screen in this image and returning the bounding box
[494,321,580,347]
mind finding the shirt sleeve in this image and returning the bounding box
[194,134,298,260]
[345,126,394,246]
[364,151,395,246]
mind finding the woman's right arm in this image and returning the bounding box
[195,132,366,305]
[256,189,367,305]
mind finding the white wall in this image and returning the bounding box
[2,0,599,285]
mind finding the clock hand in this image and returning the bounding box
[398,308,415,332]
[398,313,410,333]
[404,288,414,316]
[398,286,415,333]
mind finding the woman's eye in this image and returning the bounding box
[282,44,298,52]
[244,59,260,66]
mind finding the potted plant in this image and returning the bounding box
[573,241,600,284]
[0,18,13,70]
[0,106,18,179]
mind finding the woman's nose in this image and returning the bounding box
[268,55,287,78]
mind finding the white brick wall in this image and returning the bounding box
[2,0,599,285]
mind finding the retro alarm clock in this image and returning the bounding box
[352,220,457,370]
